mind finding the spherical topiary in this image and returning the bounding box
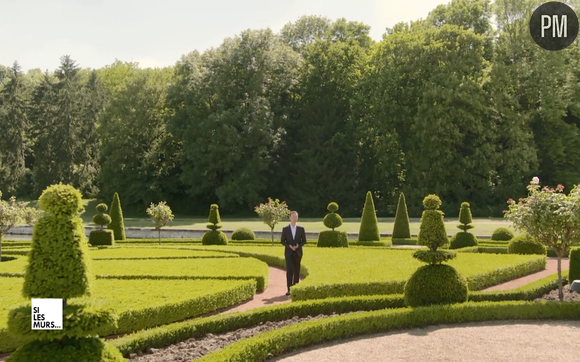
[507,234,546,255]
[358,191,380,242]
[23,184,92,300]
[417,194,448,251]
[202,230,228,245]
[95,203,108,213]
[392,192,411,239]
[323,213,343,230]
[38,183,83,216]
[491,227,514,241]
[231,227,255,240]
[404,264,469,307]
[450,232,478,249]
[327,202,339,212]
[92,214,111,227]
[5,337,125,362]
[108,192,126,241]
[317,230,348,247]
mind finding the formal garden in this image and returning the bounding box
[0,176,579,361]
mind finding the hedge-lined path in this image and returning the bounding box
[271,320,580,362]
[482,257,569,291]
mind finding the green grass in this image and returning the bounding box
[89,247,239,259]
[0,277,253,330]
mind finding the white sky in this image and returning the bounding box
[0,0,450,72]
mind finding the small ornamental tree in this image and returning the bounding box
[146,201,174,245]
[450,202,478,249]
[0,190,42,262]
[405,194,467,307]
[358,191,380,242]
[108,192,126,241]
[7,183,123,361]
[504,177,580,301]
[89,203,114,246]
[202,204,228,245]
[254,197,290,246]
[392,192,411,239]
[318,202,348,247]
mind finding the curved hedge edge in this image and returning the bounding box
[110,294,405,356]
[92,255,240,261]
[95,275,267,293]
[0,280,257,354]
[196,301,580,362]
[469,272,568,302]
[465,256,546,291]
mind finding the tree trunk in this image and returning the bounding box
[557,251,564,301]
[158,229,161,245]
[271,228,274,246]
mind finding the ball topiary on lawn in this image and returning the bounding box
[108,192,126,241]
[358,191,380,242]
[450,233,478,249]
[392,192,411,239]
[231,227,255,240]
[202,204,227,245]
[491,227,514,241]
[323,202,343,230]
[507,234,547,255]
[404,264,469,307]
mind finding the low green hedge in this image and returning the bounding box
[349,240,392,247]
[317,230,348,248]
[391,238,417,245]
[197,301,580,361]
[569,248,580,282]
[89,230,115,246]
[470,272,568,302]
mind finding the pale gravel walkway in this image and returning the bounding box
[272,320,580,362]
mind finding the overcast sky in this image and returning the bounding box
[0,0,450,72]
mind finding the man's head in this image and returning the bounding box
[290,211,298,225]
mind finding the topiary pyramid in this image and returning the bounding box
[108,192,126,241]
[202,204,228,245]
[318,202,348,247]
[89,203,114,247]
[358,191,380,242]
[450,202,478,249]
[7,183,124,362]
[392,192,411,240]
[404,194,468,307]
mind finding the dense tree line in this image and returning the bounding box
[1,0,579,217]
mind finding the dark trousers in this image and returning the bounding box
[285,252,301,289]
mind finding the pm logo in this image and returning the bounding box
[530,2,579,50]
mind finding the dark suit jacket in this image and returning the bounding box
[281,224,307,257]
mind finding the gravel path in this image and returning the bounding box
[271,320,580,362]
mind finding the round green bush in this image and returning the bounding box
[450,232,478,249]
[327,202,339,212]
[89,230,115,246]
[231,227,255,240]
[507,234,546,255]
[5,337,125,362]
[92,213,111,227]
[404,264,469,307]
[317,230,348,247]
[423,194,442,210]
[38,183,83,216]
[491,227,514,241]
[202,230,228,245]
[96,203,108,213]
[323,213,343,230]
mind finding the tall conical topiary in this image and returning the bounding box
[358,191,380,242]
[450,202,478,249]
[202,204,228,245]
[392,192,411,239]
[108,192,126,241]
[7,183,124,362]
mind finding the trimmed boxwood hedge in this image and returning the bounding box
[317,230,348,247]
[195,301,580,362]
[570,248,580,282]
[231,228,255,241]
[508,234,546,255]
[491,227,514,241]
[89,230,115,246]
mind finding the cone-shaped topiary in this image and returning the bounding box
[108,192,126,241]
[7,183,124,362]
[392,192,411,239]
[202,204,227,245]
[416,195,450,252]
[450,202,477,249]
[323,202,343,231]
[90,203,114,246]
[318,202,348,247]
[358,191,380,242]
[23,184,93,301]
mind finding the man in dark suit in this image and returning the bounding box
[280,210,306,296]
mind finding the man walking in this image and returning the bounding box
[281,211,306,296]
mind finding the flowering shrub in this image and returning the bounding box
[254,198,290,245]
[146,201,174,245]
[504,177,580,300]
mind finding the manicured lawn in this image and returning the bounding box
[89,247,239,259]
